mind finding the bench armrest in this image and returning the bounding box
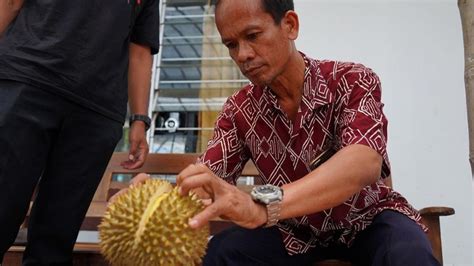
[419,206,455,217]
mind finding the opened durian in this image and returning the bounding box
[99,178,209,266]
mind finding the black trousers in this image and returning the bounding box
[204,210,440,266]
[0,80,123,265]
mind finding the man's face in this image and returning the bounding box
[215,0,293,87]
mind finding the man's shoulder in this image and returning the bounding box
[315,59,376,80]
[304,57,379,91]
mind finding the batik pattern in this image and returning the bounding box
[200,53,423,255]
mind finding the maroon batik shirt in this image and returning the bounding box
[200,53,424,255]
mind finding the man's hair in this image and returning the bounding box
[216,0,294,24]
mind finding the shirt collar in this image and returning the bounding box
[246,51,334,112]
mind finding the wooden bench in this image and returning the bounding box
[5,153,258,265]
[7,152,454,266]
[82,152,259,234]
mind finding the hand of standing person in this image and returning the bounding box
[122,121,149,169]
[121,42,153,169]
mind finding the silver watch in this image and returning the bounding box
[250,185,283,227]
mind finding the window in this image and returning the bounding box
[150,0,247,154]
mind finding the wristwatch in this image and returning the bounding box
[250,185,283,227]
[129,114,151,131]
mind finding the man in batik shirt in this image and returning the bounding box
[176,0,439,265]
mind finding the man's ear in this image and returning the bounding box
[282,10,299,40]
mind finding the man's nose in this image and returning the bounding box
[237,42,254,63]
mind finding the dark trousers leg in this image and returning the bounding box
[203,210,439,266]
[204,226,318,266]
[348,210,440,266]
[23,97,122,265]
[0,80,123,265]
[0,81,62,262]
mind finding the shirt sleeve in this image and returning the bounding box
[130,0,160,54]
[336,67,391,178]
[199,97,250,185]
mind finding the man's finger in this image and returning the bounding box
[177,163,213,185]
[189,201,222,229]
[178,172,213,196]
[176,163,202,185]
[190,187,211,199]
[125,155,143,169]
[130,173,151,186]
[200,198,212,206]
[132,146,148,169]
[128,140,138,159]
[128,138,141,163]
[126,142,149,169]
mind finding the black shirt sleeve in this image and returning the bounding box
[130,0,160,54]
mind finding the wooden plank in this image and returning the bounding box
[5,246,108,266]
[102,152,259,177]
[93,152,259,202]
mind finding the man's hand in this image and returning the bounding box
[177,164,268,229]
[121,121,149,169]
[108,173,150,205]
[123,42,152,169]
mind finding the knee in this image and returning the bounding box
[204,233,242,263]
[203,226,281,266]
[384,242,440,266]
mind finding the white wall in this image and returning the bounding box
[294,0,472,265]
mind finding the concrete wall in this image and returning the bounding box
[294,0,472,265]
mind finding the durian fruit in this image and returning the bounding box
[99,178,209,266]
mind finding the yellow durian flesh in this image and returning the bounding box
[99,179,209,266]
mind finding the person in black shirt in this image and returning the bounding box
[0,0,159,264]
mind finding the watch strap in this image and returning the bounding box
[264,200,282,227]
[129,114,151,131]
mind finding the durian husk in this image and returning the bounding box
[99,179,209,266]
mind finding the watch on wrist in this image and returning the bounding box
[250,184,283,227]
[129,114,151,131]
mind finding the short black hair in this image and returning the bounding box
[216,0,294,24]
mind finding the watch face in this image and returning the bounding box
[257,185,276,194]
[251,185,283,205]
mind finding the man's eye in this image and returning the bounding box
[225,42,237,49]
[247,33,259,40]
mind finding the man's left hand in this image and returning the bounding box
[177,164,268,230]
[121,121,149,169]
